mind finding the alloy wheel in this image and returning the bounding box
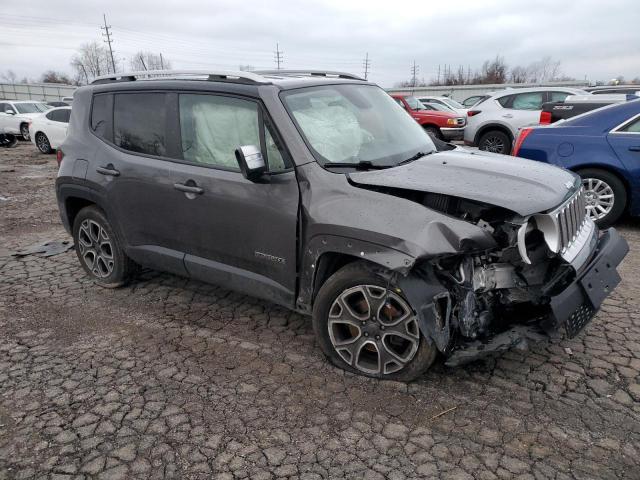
[78,219,115,278]
[327,285,420,375]
[36,133,50,153]
[481,136,505,153]
[20,125,30,140]
[582,177,614,221]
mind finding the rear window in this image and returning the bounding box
[114,93,167,157]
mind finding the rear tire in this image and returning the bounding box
[35,132,52,154]
[72,206,136,288]
[577,168,627,228]
[312,262,437,382]
[20,123,30,141]
[424,125,443,140]
[478,130,511,154]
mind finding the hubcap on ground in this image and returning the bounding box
[78,219,114,278]
[481,136,505,153]
[582,177,614,221]
[328,285,419,375]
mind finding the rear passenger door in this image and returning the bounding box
[170,93,300,306]
[499,91,546,133]
[44,109,70,147]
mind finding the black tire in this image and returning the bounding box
[424,125,443,140]
[577,168,627,228]
[35,132,52,154]
[72,206,136,288]
[478,130,511,155]
[20,123,30,141]
[312,262,437,382]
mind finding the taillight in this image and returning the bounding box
[56,148,64,166]
[512,128,533,157]
[539,111,552,125]
[467,110,481,117]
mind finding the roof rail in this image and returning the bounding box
[91,70,270,85]
[255,70,366,81]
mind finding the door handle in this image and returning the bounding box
[502,114,513,118]
[174,183,204,195]
[628,146,640,152]
[96,166,120,177]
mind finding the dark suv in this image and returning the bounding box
[56,70,628,381]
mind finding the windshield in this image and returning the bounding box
[442,98,465,109]
[14,103,45,114]
[282,84,436,166]
[422,101,454,112]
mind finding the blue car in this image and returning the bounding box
[513,99,640,227]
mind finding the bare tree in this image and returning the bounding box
[41,70,72,84]
[70,42,115,85]
[130,52,171,71]
[1,70,18,83]
[476,55,507,84]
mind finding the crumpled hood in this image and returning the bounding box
[348,149,580,216]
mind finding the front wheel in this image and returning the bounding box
[35,132,52,154]
[478,130,511,154]
[72,206,136,288]
[20,123,30,141]
[312,262,437,381]
[578,168,627,228]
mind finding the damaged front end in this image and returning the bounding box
[397,187,629,366]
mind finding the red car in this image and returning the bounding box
[391,94,466,141]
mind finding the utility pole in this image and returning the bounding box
[362,52,371,80]
[274,43,283,70]
[410,60,419,88]
[101,14,116,74]
[160,53,164,70]
[437,64,440,85]
[138,54,147,71]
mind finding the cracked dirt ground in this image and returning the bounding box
[1,143,639,479]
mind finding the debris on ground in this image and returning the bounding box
[13,240,74,258]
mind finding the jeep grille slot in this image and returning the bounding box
[556,188,586,253]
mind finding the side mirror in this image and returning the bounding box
[235,145,266,181]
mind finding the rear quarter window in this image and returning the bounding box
[91,94,112,141]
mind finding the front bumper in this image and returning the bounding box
[440,127,464,141]
[548,228,628,337]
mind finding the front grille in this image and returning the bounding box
[555,188,587,253]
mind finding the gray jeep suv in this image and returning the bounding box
[56,70,628,381]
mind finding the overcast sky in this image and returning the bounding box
[1,0,639,87]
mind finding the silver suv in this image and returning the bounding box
[463,87,588,154]
[55,70,627,381]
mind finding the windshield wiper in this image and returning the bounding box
[324,161,390,170]
[396,150,434,166]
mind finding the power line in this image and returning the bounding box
[362,52,371,80]
[101,13,116,74]
[274,42,283,70]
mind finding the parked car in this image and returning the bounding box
[539,94,632,125]
[0,100,49,140]
[47,101,70,108]
[56,69,627,381]
[417,96,467,115]
[462,95,489,108]
[464,87,588,154]
[586,86,640,96]
[513,99,640,227]
[30,106,71,153]
[391,94,466,140]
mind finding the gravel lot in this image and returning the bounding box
[1,143,639,480]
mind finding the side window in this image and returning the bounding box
[511,92,544,110]
[47,109,70,122]
[0,103,6,113]
[621,117,640,133]
[497,95,513,107]
[550,91,571,102]
[114,93,167,156]
[179,94,260,170]
[91,94,111,140]
[59,109,71,123]
[46,110,56,121]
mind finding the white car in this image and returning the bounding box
[463,87,588,154]
[0,100,49,140]
[417,96,467,115]
[29,106,71,153]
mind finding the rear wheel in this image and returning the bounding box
[35,132,51,154]
[478,130,511,154]
[72,206,136,288]
[577,168,627,228]
[312,262,437,381]
[20,123,30,141]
